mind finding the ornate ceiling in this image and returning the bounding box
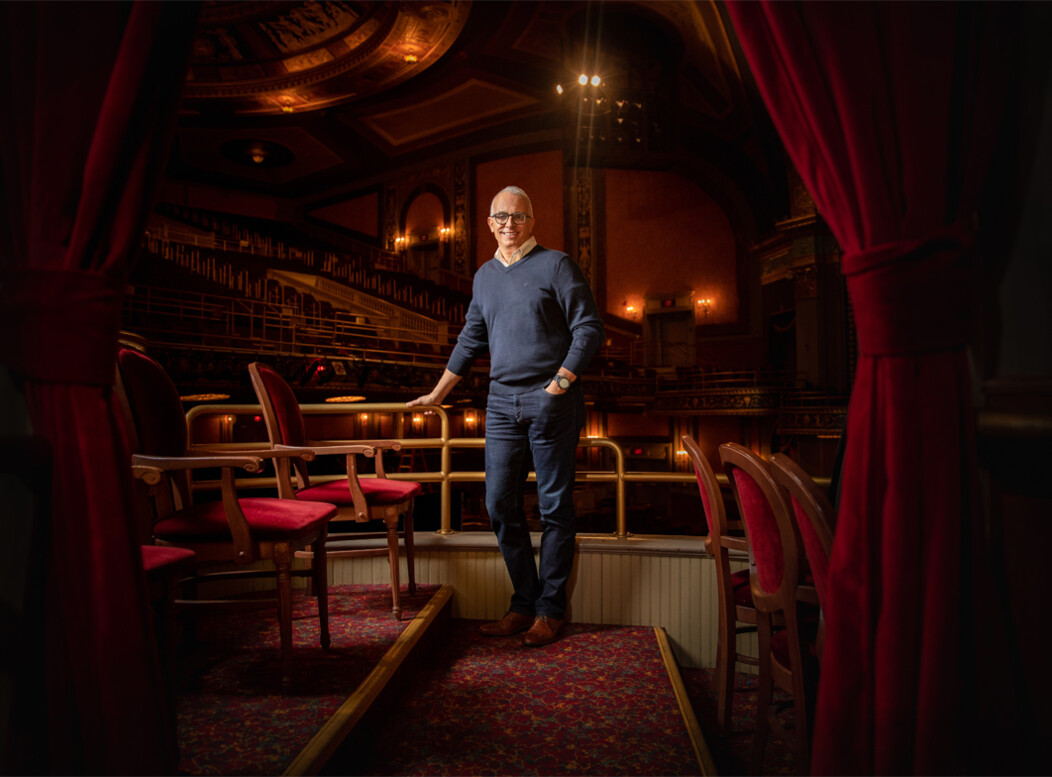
[169,0,768,203]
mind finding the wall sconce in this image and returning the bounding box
[696,297,713,319]
[439,227,451,241]
[464,410,476,429]
[394,236,407,251]
[411,414,424,434]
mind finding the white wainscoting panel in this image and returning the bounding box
[325,535,758,670]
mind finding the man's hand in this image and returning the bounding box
[406,368,462,408]
[406,393,437,408]
[545,368,576,395]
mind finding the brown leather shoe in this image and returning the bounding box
[479,611,534,637]
[522,615,564,647]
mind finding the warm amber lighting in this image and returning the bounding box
[555,84,564,95]
[250,152,265,164]
[404,53,418,64]
[180,393,230,402]
[625,305,636,314]
[697,297,713,319]
[578,74,588,86]
[590,75,601,87]
[325,395,366,403]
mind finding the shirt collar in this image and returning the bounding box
[495,236,537,267]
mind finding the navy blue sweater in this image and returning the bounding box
[446,245,604,394]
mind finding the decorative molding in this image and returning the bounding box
[776,407,847,436]
[651,388,782,415]
[383,181,398,250]
[574,167,596,289]
[453,159,468,275]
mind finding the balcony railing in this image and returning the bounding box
[185,402,737,539]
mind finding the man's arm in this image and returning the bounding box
[406,369,463,408]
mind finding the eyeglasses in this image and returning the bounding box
[489,211,532,225]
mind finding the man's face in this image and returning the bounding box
[488,193,534,254]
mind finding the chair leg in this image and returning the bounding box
[403,504,416,595]
[273,543,294,691]
[715,589,735,734]
[384,514,402,620]
[313,537,330,650]
[752,613,773,776]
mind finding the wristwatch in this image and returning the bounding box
[553,374,572,390]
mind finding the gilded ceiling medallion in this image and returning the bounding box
[181,0,472,116]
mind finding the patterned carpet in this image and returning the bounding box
[678,667,798,776]
[174,585,795,776]
[349,619,702,776]
[175,584,442,776]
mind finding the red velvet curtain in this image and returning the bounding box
[0,2,197,773]
[725,2,1017,774]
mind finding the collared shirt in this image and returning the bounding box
[495,236,537,267]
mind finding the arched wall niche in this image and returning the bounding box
[400,184,450,243]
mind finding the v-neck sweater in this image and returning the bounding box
[446,245,604,394]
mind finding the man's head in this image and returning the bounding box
[488,185,535,256]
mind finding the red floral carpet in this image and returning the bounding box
[678,667,798,776]
[174,584,790,776]
[175,584,442,776]
[351,619,702,776]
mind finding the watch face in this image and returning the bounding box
[556,375,571,389]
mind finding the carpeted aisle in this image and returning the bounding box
[174,584,788,776]
[348,619,705,777]
[175,584,442,776]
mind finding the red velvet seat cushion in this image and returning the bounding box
[295,477,423,507]
[731,568,753,606]
[153,498,336,541]
[140,545,195,574]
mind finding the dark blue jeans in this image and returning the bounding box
[484,385,583,620]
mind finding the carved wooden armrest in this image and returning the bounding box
[721,535,750,554]
[131,453,265,473]
[797,584,820,607]
[195,446,318,462]
[276,442,378,456]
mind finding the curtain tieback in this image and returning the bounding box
[0,268,124,385]
[842,221,975,357]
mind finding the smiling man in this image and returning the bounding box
[408,185,604,646]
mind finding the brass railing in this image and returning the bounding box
[185,402,715,539]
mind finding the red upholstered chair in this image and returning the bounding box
[248,361,422,620]
[116,346,337,690]
[771,453,836,659]
[720,442,818,775]
[681,434,758,734]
